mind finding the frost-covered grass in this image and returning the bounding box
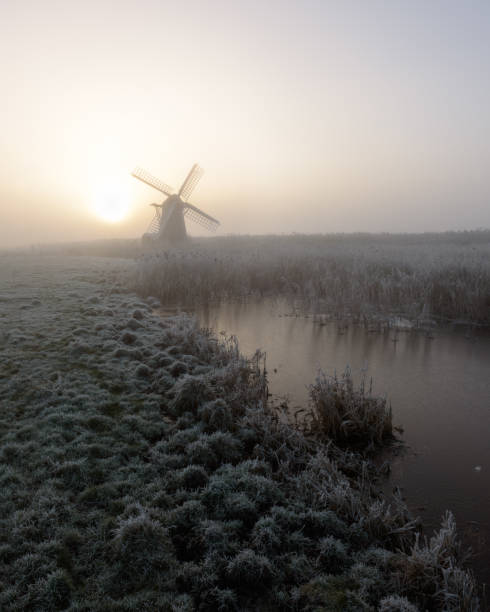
[28,238,141,258]
[134,231,490,325]
[0,254,481,610]
[308,368,393,449]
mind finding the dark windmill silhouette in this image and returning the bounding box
[132,164,220,245]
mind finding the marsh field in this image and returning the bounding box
[1,231,489,610]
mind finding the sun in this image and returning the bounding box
[91,180,130,223]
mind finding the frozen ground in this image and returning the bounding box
[0,254,481,610]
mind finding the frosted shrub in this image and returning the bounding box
[186,436,219,469]
[309,367,392,447]
[173,465,209,491]
[12,552,56,593]
[316,536,350,573]
[270,505,303,531]
[169,360,189,377]
[78,483,119,510]
[135,363,151,377]
[285,529,314,554]
[0,442,24,464]
[390,512,479,610]
[379,595,420,611]
[223,491,258,526]
[199,587,239,612]
[251,516,283,553]
[169,374,213,416]
[27,569,72,610]
[163,425,203,454]
[121,331,137,345]
[217,462,284,510]
[283,554,314,584]
[119,414,167,443]
[300,509,349,540]
[226,549,274,589]
[207,431,245,464]
[347,562,387,604]
[298,573,367,610]
[171,498,205,525]
[357,546,394,569]
[55,460,87,491]
[110,508,174,594]
[154,371,178,395]
[199,398,235,432]
[200,519,241,557]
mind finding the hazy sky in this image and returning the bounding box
[1,0,490,246]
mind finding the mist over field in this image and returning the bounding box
[1,1,490,610]
[1,0,490,247]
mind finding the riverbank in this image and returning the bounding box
[0,254,481,610]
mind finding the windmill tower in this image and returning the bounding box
[132,164,220,245]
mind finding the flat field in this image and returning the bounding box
[0,252,482,610]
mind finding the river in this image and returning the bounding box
[196,298,490,587]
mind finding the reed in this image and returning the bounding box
[133,231,490,325]
[307,368,393,448]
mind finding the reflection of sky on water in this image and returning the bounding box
[197,299,490,585]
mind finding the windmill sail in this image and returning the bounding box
[183,201,220,232]
[146,204,162,234]
[178,164,204,201]
[132,167,174,196]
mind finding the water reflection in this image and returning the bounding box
[196,298,490,586]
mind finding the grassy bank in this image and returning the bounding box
[133,232,490,326]
[0,255,481,610]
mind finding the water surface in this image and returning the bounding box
[197,299,490,586]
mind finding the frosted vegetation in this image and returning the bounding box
[134,231,490,325]
[308,369,393,449]
[0,254,481,610]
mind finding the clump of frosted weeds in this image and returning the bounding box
[109,505,175,595]
[316,535,350,573]
[27,569,72,610]
[169,374,213,416]
[379,595,420,611]
[390,512,480,611]
[226,549,274,590]
[308,367,392,448]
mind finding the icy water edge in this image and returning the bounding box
[196,298,490,587]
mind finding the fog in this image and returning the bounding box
[1,0,490,247]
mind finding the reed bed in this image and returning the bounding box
[133,231,490,326]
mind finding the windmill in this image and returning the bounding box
[132,164,219,245]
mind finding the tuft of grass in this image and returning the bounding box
[379,595,420,611]
[109,506,175,595]
[316,536,351,573]
[389,511,480,611]
[308,367,393,448]
[226,549,274,590]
